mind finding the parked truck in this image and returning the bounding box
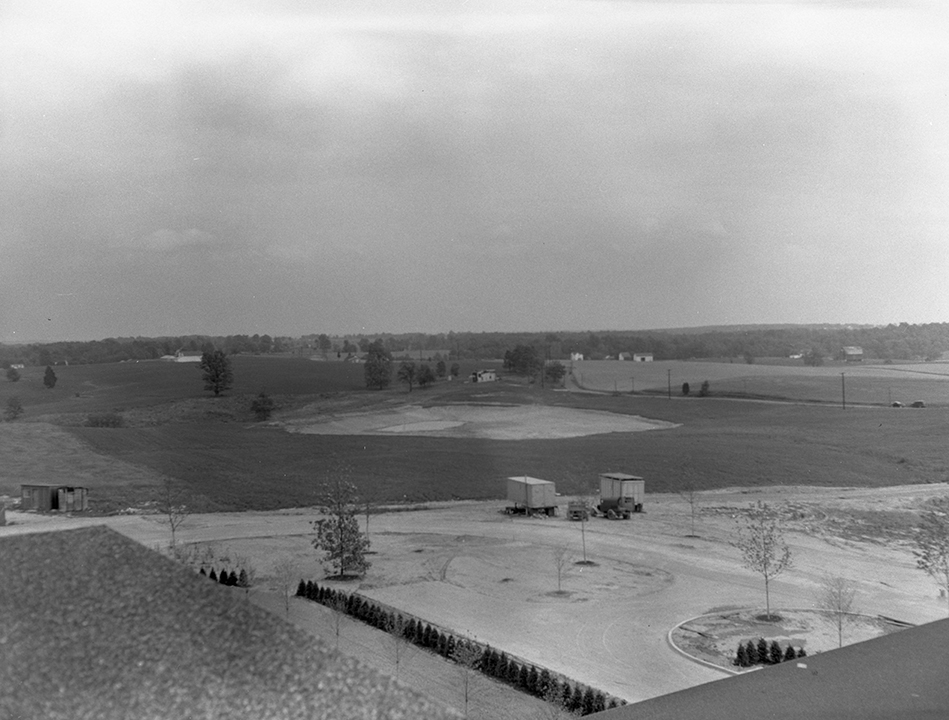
[505,476,558,516]
[566,499,591,521]
[595,473,644,519]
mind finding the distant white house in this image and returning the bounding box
[470,369,497,383]
[10,363,24,370]
[174,349,203,363]
[633,353,653,362]
[570,352,584,362]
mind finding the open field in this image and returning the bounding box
[4,483,948,711]
[570,359,949,406]
[2,356,947,513]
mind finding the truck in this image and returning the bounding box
[566,500,591,521]
[595,473,644,519]
[505,476,558,516]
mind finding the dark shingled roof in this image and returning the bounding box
[594,616,949,720]
[0,526,456,720]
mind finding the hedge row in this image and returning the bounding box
[201,567,249,588]
[734,637,807,668]
[296,579,625,715]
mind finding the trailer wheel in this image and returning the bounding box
[607,509,617,519]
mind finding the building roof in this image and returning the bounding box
[599,473,643,481]
[593,616,949,720]
[507,476,553,485]
[0,526,454,720]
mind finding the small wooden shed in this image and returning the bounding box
[20,484,89,512]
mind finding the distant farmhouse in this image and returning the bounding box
[470,369,497,383]
[843,346,864,362]
[633,353,653,362]
[570,352,584,361]
[161,349,203,363]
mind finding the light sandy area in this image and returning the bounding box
[5,483,947,709]
[284,403,677,440]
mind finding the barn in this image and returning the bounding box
[470,369,497,383]
[633,353,654,362]
[20,484,89,512]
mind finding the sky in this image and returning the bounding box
[1,0,947,342]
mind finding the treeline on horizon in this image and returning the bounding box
[1,322,948,368]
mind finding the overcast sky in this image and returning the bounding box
[1,1,947,342]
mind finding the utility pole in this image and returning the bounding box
[667,369,672,400]
[841,372,846,410]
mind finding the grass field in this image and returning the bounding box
[571,359,949,406]
[2,356,947,514]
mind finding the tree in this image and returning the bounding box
[157,478,189,547]
[384,614,415,682]
[417,364,436,388]
[4,397,24,422]
[318,334,332,352]
[273,556,298,618]
[250,391,275,420]
[199,350,233,396]
[699,379,710,397]
[503,345,542,377]
[5,367,19,383]
[545,361,566,387]
[554,546,570,593]
[681,382,690,396]
[452,639,481,718]
[912,496,949,616]
[735,502,793,620]
[312,475,371,578]
[817,574,858,647]
[327,592,348,650]
[364,340,392,390]
[449,363,460,378]
[436,360,447,378]
[43,365,57,389]
[397,361,417,392]
[803,348,824,366]
[678,482,701,537]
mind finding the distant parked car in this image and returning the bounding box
[910,401,926,408]
[891,401,904,407]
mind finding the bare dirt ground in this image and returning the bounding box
[5,483,948,712]
[283,401,676,440]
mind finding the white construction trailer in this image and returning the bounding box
[505,476,558,516]
[596,472,644,518]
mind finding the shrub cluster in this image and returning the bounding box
[201,567,250,588]
[86,412,124,427]
[296,579,624,714]
[734,638,806,668]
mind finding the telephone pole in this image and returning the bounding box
[841,372,846,410]
[667,369,672,400]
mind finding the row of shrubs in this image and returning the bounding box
[734,638,807,668]
[296,579,625,715]
[201,567,250,588]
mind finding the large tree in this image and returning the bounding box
[363,340,392,390]
[503,345,542,377]
[4,397,24,421]
[312,476,371,578]
[199,350,233,396]
[43,365,57,389]
[913,496,949,616]
[417,364,436,388]
[735,502,793,620]
[397,361,416,392]
[5,367,20,383]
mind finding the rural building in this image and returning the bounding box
[843,346,864,362]
[570,352,584,361]
[618,352,632,361]
[10,363,24,369]
[174,349,203,363]
[20,484,88,512]
[633,353,654,362]
[470,369,497,383]
[0,526,453,720]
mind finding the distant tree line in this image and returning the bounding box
[295,579,624,715]
[4,322,948,368]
